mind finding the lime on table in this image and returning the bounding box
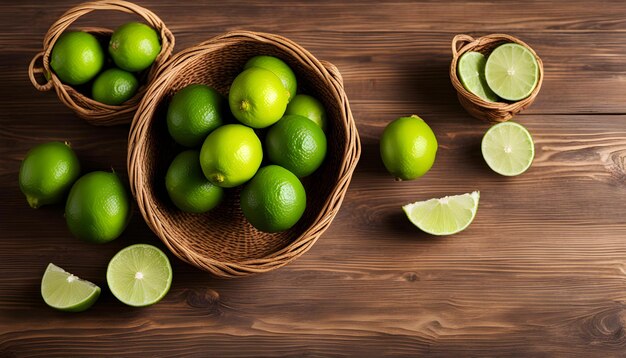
[481,121,534,176]
[380,115,438,181]
[166,150,223,213]
[228,67,289,128]
[457,51,499,102]
[41,263,100,312]
[65,171,131,243]
[485,43,539,101]
[240,165,306,232]
[19,141,81,209]
[284,94,327,131]
[92,68,139,106]
[50,31,104,85]
[200,124,263,188]
[166,84,225,147]
[107,244,172,307]
[403,191,480,236]
[109,22,161,72]
[265,114,327,177]
[244,55,297,101]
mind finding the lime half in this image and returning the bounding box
[403,191,480,236]
[457,51,499,102]
[481,121,534,176]
[107,244,172,307]
[41,263,100,312]
[485,43,539,101]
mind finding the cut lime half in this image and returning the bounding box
[106,244,172,307]
[403,191,480,236]
[41,263,100,312]
[482,121,534,176]
[485,43,539,101]
[457,51,499,102]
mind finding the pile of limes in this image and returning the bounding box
[457,43,539,103]
[19,142,173,310]
[50,22,161,105]
[165,55,328,233]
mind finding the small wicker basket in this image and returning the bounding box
[128,31,361,278]
[449,34,544,123]
[28,0,175,126]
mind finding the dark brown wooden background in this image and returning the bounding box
[2,1,626,356]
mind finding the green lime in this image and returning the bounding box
[457,51,499,102]
[109,22,161,72]
[91,68,139,105]
[200,124,263,188]
[166,84,224,147]
[403,191,480,236]
[65,171,131,243]
[244,55,297,101]
[229,67,289,128]
[481,121,534,176]
[106,244,172,307]
[284,94,327,131]
[380,115,438,180]
[485,43,539,101]
[50,31,104,85]
[166,150,224,213]
[266,114,327,177]
[19,141,80,209]
[41,263,100,312]
[240,165,306,233]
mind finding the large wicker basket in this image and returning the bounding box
[28,0,174,126]
[449,34,544,123]
[128,31,361,278]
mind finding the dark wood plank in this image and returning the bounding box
[1,0,626,357]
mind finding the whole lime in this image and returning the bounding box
[240,165,306,233]
[199,124,263,188]
[266,114,327,177]
[380,115,438,180]
[92,68,139,105]
[166,84,224,147]
[19,141,80,208]
[244,55,297,101]
[50,31,104,85]
[228,67,289,128]
[284,94,327,131]
[109,22,161,72]
[166,150,224,213]
[65,171,131,243]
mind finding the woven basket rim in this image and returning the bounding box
[127,30,361,278]
[449,33,544,119]
[27,0,175,126]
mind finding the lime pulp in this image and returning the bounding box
[403,191,480,236]
[481,121,534,176]
[41,263,100,312]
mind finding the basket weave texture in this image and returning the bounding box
[449,34,544,123]
[128,31,361,278]
[28,0,174,126]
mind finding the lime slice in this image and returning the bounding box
[41,263,100,312]
[481,121,534,176]
[457,51,499,102]
[402,191,480,236]
[106,244,172,307]
[485,43,539,101]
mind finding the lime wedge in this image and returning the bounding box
[481,121,534,176]
[485,43,539,101]
[402,191,480,236]
[41,263,100,312]
[457,51,499,102]
[106,244,172,307]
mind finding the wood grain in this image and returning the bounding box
[1,0,626,357]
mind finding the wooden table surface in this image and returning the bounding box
[2,1,626,356]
